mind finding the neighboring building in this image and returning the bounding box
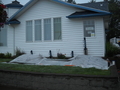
[0,0,111,57]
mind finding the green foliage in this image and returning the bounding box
[0,58,12,62]
[0,53,5,58]
[15,47,25,57]
[89,0,96,3]
[5,52,12,58]
[106,0,120,41]
[0,48,25,59]
[57,53,66,59]
[105,42,120,57]
[0,52,12,58]
[67,0,76,4]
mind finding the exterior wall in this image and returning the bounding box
[6,8,20,18]
[0,0,106,57]
[0,25,14,54]
[0,7,21,55]
[85,17,105,56]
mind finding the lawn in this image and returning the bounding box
[0,58,110,75]
[0,58,12,62]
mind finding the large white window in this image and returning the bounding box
[44,18,51,40]
[0,25,7,46]
[83,20,95,37]
[26,17,62,42]
[54,18,62,40]
[35,20,42,41]
[26,21,33,42]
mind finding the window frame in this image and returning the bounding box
[0,25,7,46]
[34,19,42,41]
[26,20,33,42]
[44,18,52,41]
[83,20,95,37]
[53,17,62,40]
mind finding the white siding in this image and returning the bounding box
[6,8,20,18]
[0,25,14,54]
[0,0,106,57]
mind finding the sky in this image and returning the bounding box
[2,0,103,5]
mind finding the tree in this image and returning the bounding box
[0,2,7,28]
[89,0,96,3]
[106,0,120,41]
[67,0,76,4]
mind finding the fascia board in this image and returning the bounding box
[66,13,111,18]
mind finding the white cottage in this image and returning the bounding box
[0,0,111,57]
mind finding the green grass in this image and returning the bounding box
[0,58,12,62]
[0,62,110,75]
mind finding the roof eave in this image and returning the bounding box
[6,20,21,24]
[66,12,111,18]
[8,0,38,21]
[53,0,110,13]
[8,0,111,21]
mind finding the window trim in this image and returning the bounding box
[25,17,62,43]
[0,25,7,46]
[43,18,52,41]
[53,17,62,41]
[34,19,42,42]
[26,20,33,42]
[83,20,95,37]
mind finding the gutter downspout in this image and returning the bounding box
[84,37,88,55]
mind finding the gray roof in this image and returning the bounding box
[7,0,111,24]
[78,1,109,11]
[5,0,23,8]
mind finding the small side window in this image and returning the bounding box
[83,20,95,37]
[0,25,7,46]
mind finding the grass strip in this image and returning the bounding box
[0,59,12,62]
[0,63,110,75]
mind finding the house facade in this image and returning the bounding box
[0,0,111,57]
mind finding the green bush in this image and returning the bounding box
[105,42,120,57]
[57,53,66,59]
[0,53,5,58]
[5,52,12,58]
[0,52,12,58]
[15,47,25,57]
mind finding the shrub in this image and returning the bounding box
[0,52,12,59]
[0,53,5,58]
[5,52,12,58]
[15,47,25,57]
[105,42,120,57]
[57,53,66,59]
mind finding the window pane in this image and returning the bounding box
[0,25,7,46]
[54,18,61,40]
[35,20,42,41]
[26,21,33,42]
[84,20,95,37]
[44,19,51,40]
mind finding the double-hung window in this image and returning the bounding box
[84,20,95,37]
[26,18,62,42]
[35,20,42,41]
[26,21,33,42]
[44,18,51,40]
[0,25,7,46]
[53,18,62,40]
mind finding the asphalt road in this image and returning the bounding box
[0,85,33,90]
